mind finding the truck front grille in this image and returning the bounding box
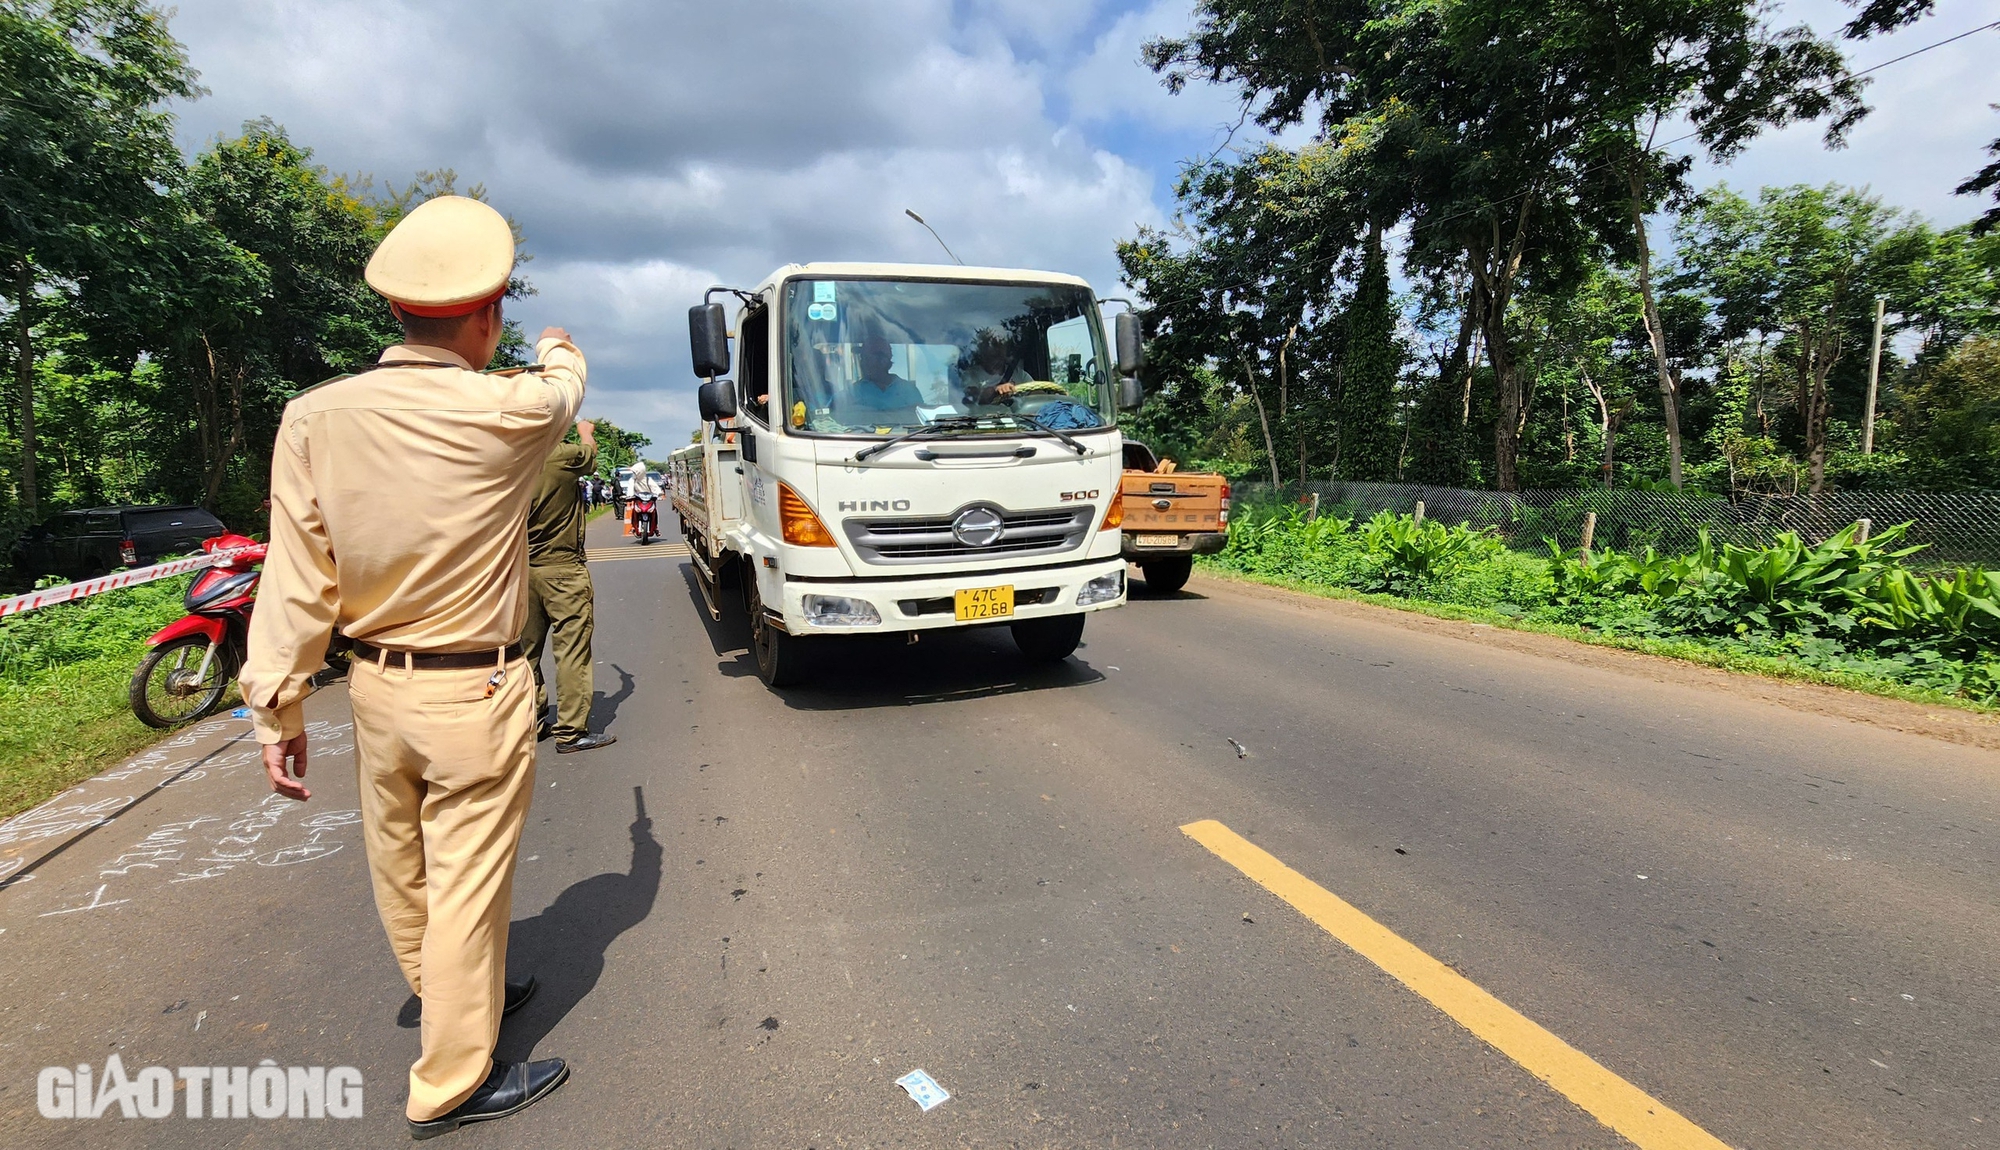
[845,506,1090,564]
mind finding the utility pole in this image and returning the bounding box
[1862,296,1885,455]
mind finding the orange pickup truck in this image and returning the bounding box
[1120,442,1230,593]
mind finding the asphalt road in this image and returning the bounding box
[1,512,1995,1148]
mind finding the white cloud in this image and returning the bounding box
[165,0,1166,449]
[157,0,1994,448]
[1066,0,1247,134]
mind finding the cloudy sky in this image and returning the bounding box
[163,0,1998,451]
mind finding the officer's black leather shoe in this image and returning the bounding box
[536,722,553,742]
[555,732,616,754]
[408,1058,568,1140]
[502,975,537,1017]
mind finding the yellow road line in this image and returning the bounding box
[588,553,686,560]
[586,553,687,564]
[1180,819,1732,1150]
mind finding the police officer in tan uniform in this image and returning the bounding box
[241,195,583,1139]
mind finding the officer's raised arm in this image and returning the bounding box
[534,325,587,426]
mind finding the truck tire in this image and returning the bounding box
[745,577,810,687]
[1141,556,1193,594]
[1011,614,1085,663]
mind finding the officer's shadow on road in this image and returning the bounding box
[394,789,659,1039]
[491,786,659,1059]
[590,662,637,729]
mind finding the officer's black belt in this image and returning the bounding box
[350,640,522,669]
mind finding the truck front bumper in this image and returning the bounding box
[779,557,1128,636]
[1121,531,1229,559]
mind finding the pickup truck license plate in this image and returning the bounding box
[954,585,1014,621]
[1135,534,1179,548]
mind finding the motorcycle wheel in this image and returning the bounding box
[129,634,234,729]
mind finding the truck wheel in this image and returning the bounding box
[1011,614,1085,664]
[746,577,810,687]
[1141,557,1193,594]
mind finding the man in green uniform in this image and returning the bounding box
[522,419,616,753]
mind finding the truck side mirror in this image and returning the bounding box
[690,303,730,378]
[697,378,738,423]
[1118,376,1145,411]
[1114,311,1145,376]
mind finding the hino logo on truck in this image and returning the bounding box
[837,499,912,512]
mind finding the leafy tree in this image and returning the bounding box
[571,417,651,477]
[1674,184,1917,494]
[1144,0,1862,490]
[157,122,396,513]
[1528,270,1650,488]
[0,0,197,516]
[1117,144,1353,487]
[1889,335,1999,487]
[1954,125,2000,237]
[1335,229,1399,480]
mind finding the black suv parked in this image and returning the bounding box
[14,505,227,578]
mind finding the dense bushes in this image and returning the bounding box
[0,575,191,684]
[1209,506,2000,703]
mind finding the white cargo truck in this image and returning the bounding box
[668,262,1145,686]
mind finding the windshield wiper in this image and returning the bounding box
[996,413,1088,455]
[852,416,986,462]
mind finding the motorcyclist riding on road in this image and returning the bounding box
[626,463,663,544]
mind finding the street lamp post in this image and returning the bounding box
[904,209,964,265]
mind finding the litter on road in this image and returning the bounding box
[896,1068,950,1112]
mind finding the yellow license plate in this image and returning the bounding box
[954,584,1014,621]
[1135,534,1180,547]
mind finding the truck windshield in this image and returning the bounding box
[781,278,1114,437]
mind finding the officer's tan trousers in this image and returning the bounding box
[521,561,594,742]
[348,652,536,1121]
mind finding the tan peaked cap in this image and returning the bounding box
[364,195,515,316]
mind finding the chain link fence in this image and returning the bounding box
[1231,481,2000,567]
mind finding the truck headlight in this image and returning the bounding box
[802,594,881,627]
[1075,569,1125,606]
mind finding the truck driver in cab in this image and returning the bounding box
[830,327,923,427]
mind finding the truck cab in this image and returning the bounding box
[672,262,1143,686]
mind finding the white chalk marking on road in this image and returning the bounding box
[37,883,130,917]
[1182,818,1734,1150]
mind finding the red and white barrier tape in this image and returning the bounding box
[0,548,254,620]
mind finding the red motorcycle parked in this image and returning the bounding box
[128,533,351,727]
[129,534,266,728]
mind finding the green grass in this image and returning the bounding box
[0,575,201,820]
[1196,564,1999,716]
[1200,505,2000,717]
[0,658,237,820]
